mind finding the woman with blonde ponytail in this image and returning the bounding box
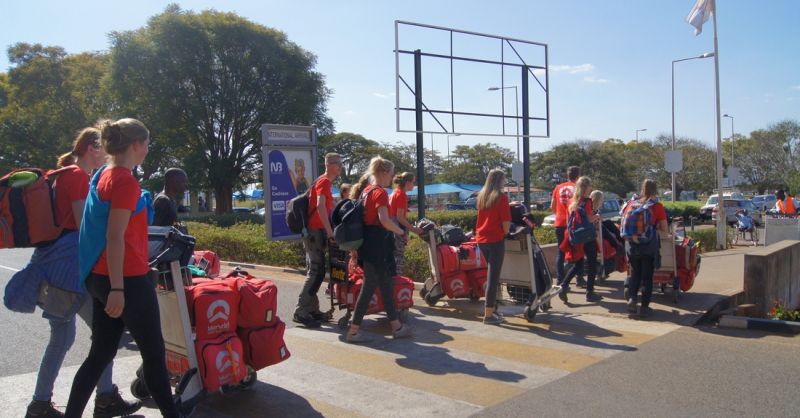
[475,169,511,325]
[558,176,603,303]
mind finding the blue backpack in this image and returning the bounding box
[621,198,656,245]
[567,200,596,245]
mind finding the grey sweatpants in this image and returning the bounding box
[295,229,327,316]
[478,240,505,310]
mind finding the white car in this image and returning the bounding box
[699,193,744,220]
[540,199,621,227]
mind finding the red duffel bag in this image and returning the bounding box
[238,320,291,371]
[193,250,221,278]
[231,272,278,328]
[441,271,471,299]
[186,279,239,340]
[436,244,460,275]
[465,268,488,298]
[458,242,486,271]
[195,333,247,392]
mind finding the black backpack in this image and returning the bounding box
[440,224,467,246]
[285,178,319,234]
[332,187,379,251]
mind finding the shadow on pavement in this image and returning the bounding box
[191,381,325,418]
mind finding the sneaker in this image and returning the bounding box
[292,313,322,328]
[310,311,329,322]
[345,330,371,343]
[585,292,603,302]
[25,400,63,418]
[638,306,653,318]
[392,324,413,339]
[483,313,505,325]
[94,384,142,418]
[558,287,569,303]
[626,299,638,313]
[576,276,587,288]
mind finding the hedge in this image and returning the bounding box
[185,221,305,268]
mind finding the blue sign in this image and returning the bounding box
[268,150,299,238]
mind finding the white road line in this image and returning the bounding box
[0,264,20,272]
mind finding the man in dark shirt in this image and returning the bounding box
[153,168,188,227]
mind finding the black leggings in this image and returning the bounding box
[478,240,505,310]
[65,274,177,418]
[352,259,398,326]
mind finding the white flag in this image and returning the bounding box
[686,0,715,35]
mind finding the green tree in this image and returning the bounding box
[107,6,332,213]
[317,132,378,183]
[437,143,513,184]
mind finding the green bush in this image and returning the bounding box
[686,227,735,253]
[663,201,702,220]
[184,213,264,227]
[534,226,557,245]
[402,235,432,282]
[185,221,304,267]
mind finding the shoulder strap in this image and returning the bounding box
[307,176,324,215]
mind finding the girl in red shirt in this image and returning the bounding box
[66,119,179,418]
[390,172,423,275]
[346,157,412,343]
[475,169,511,325]
[558,176,603,303]
[626,179,668,318]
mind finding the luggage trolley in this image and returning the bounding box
[130,227,256,411]
[651,217,700,303]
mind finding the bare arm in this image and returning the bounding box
[71,199,86,228]
[103,208,131,318]
[657,219,668,233]
[379,206,404,236]
[395,208,422,235]
[502,221,511,234]
[550,193,558,214]
[316,195,333,237]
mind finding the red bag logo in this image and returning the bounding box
[449,277,466,293]
[397,288,412,304]
[207,300,232,333]
[215,349,240,373]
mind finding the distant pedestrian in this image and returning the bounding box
[339,183,352,201]
[551,167,581,286]
[198,195,206,212]
[624,179,668,318]
[390,172,423,275]
[475,169,511,325]
[557,176,603,302]
[346,157,412,342]
[293,153,342,328]
[153,168,188,228]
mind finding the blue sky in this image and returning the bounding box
[2,0,798,158]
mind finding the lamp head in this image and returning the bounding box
[700,52,715,58]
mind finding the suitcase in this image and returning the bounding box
[233,273,278,329]
[186,279,240,340]
[238,320,291,371]
[195,333,247,392]
[193,250,221,278]
[458,242,486,271]
[436,244,460,275]
[441,271,471,299]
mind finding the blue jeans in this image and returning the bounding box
[34,300,114,401]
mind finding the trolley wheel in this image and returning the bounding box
[469,293,480,302]
[241,366,257,388]
[539,302,551,312]
[337,314,351,329]
[524,305,537,322]
[424,292,441,307]
[130,377,151,400]
[419,287,429,299]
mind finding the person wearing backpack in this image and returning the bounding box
[557,176,603,302]
[475,169,512,325]
[623,179,668,318]
[345,157,412,343]
[65,119,182,418]
[292,152,343,328]
[6,128,140,418]
[551,166,584,288]
[390,172,424,275]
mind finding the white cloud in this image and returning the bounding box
[792,85,800,90]
[550,64,594,74]
[372,92,395,99]
[583,76,608,84]
[344,110,356,116]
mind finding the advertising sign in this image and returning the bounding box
[262,124,317,241]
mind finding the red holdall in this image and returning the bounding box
[441,271,471,299]
[238,320,291,371]
[186,279,239,340]
[465,268,488,298]
[678,268,696,292]
[391,275,415,310]
[193,250,221,278]
[234,275,278,328]
[436,244,460,275]
[195,333,247,392]
[458,242,486,271]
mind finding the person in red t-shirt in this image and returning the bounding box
[557,176,604,303]
[346,157,411,343]
[626,179,668,318]
[389,172,424,275]
[293,152,342,328]
[551,166,580,286]
[25,128,140,418]
[475,169,511,325]
[66,119,179,418]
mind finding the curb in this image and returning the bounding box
[718,314,800,334]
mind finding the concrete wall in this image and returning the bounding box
[743,240,800,316]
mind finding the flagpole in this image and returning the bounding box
[712,1,726,249]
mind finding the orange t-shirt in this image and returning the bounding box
[552,181,576,228]
[363,184,389,227]
[307,176,333,231]
[54,165,89,231]
[476,194,511,243]
[389,188,408,218]
[91,167,149,277]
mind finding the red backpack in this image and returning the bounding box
[0,167,72,248]
[186,280,240,340]
[192,250,221,278]
[195,333,246,392]
[230,271,278,329]
[238,320,291,371]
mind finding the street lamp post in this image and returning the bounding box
[635,128,647,141]
[672,52,715,202]
[446,134,460,160]
[488,86,520,160]
[723,114,734,167]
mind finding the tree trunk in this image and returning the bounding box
[215,183,233,214]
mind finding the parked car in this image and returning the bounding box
[751,194,777,212]
[541,198,621,228]
[699,193,744,220]
[711,199,763,226]
[255,207,266,217]
[232,207,253,214]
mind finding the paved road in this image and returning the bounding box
[1,249,797,417]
